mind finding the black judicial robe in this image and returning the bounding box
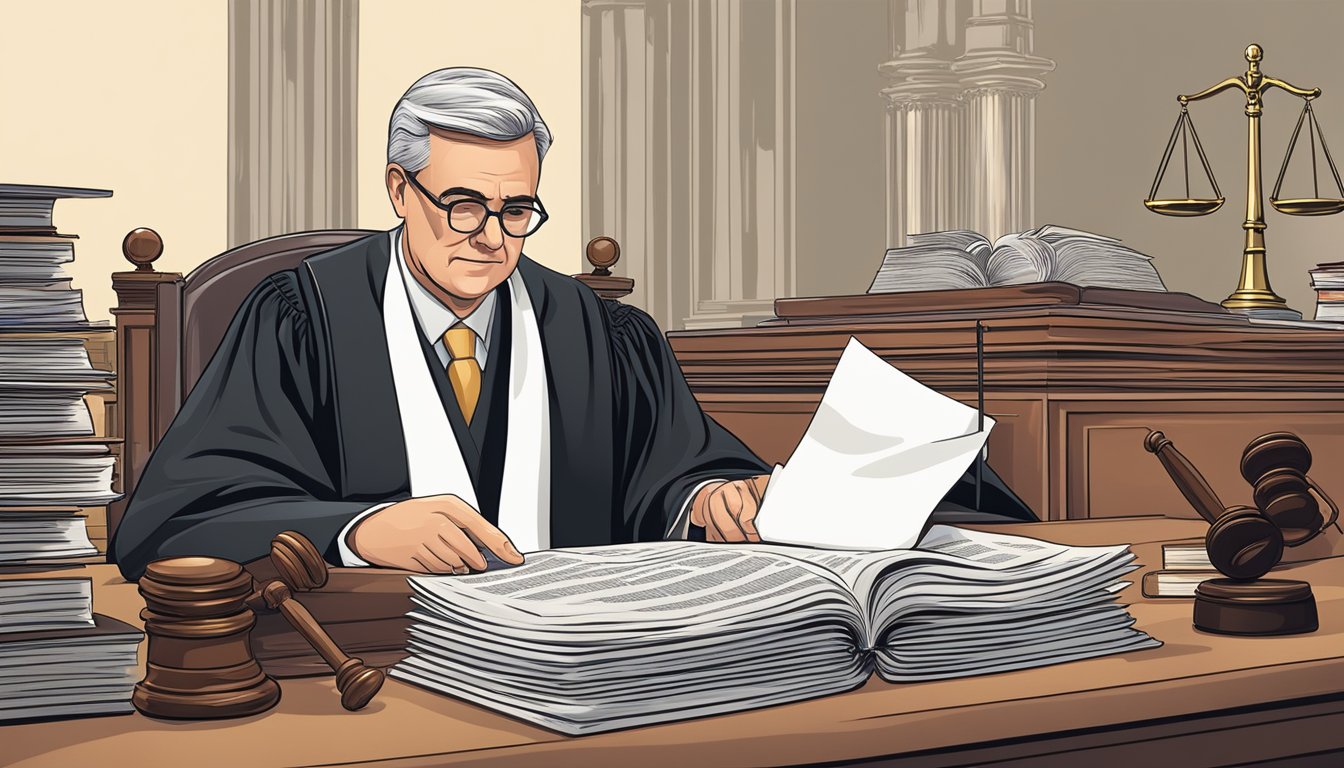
[111,232,1032,580]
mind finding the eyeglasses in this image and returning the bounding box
[405,170,549,238]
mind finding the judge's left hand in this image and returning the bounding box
[690,474,770,543]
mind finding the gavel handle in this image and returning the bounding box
[1143,430,1225,525]
[261,581,384,711]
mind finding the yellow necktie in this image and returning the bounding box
[442,324,481,425]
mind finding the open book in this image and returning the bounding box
[869,225,1166,294]
[392,526,1155,734]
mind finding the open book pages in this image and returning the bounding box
[392,525,1155,735]
[756,337,990,550]
[869,224,1166,294]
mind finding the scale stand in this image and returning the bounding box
[1144,43,1344,320]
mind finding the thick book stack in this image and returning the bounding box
[0,184,118,565]
[394,527,1158,734]
[0,184,139,723]
[1141,542,1217,597]
[0,575,141,722]
[1309,261,1344,322]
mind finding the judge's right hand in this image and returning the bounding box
[346,495,525,574]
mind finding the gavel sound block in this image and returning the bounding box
[1144,430,1334,636]
[134,532,384,719]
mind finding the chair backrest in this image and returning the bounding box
[157,229,377,422]
[109,228,376,538]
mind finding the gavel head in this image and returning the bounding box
[1206,505,1284,580]
[1240,432,1324,546]
[270,530,329,592]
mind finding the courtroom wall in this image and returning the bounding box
[793,0,890,300]
[0,0,229,321]
[1035,0,1344,316]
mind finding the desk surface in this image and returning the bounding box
[6,517,1344,768]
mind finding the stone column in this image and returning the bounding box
[683,0,797,330]
[881,0,970,246]
[582,0,649,310]
[584,0,796,330]
[228,0,359,247]
[954,0,1054,240]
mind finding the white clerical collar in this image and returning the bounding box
[394,228,496,368]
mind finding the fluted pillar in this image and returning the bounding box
[228,0,359,247]
[584,0,796,330]
[583,1,649,309]
[881,0,969,246]
[881,0,1052,245]
[954,0,1054,239]
[683,0,797,330]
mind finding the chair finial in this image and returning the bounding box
[122,228,163,272]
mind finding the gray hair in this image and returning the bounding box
[387,67,552,172]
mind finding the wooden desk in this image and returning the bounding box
[667,291,1344,522]
[5,517,1344,768]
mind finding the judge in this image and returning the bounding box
[112,67,1030,580]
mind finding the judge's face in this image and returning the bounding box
[387,129,542,312]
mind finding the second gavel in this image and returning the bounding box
[134,531,384,719]
[1144,430,1337,636]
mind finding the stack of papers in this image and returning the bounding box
[0,578,93,634]
[390,337,1159,735]
[0,511,99,563]
[0,615,142,723]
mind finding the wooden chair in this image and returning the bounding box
[107,229,631,544]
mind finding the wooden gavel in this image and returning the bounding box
[1144,429,1329,636]
[134,531,384,719]
[1144,430,1283,579]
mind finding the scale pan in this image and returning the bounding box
[1271,198,1344,216]
[1144,198,1225,216]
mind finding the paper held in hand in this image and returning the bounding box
[755,336,991,550]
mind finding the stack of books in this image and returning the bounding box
[0,184,118,565]
[1308,261,1344,322]
[0,184,139,723]
[0,575,141,722]
[395,527,1158,735]
[1141,542,1217,598]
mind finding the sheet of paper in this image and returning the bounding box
[754,336,992,550]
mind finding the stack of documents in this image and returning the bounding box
[0,578,93,634]
[0,510,99,563]
[0,337,113,437]
[0,574,140,723]
[0,443,117,506]
[393,338,1159,734]
[394,527,1154,734]
[0,615,141,723]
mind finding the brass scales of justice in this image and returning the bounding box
[1144,43,1344,320]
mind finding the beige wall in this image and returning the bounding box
[358,0,584,276]
[0,0,583,322]
[794,0,889,299]
[1036,0,1344,316]
[0,0,228,321]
